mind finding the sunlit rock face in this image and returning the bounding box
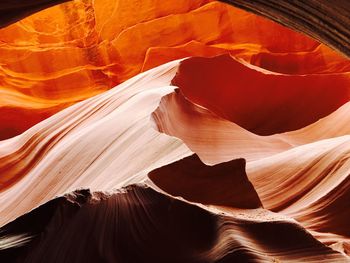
[0,0,348,139]
[1,0,350,262]
[0,55,349,261]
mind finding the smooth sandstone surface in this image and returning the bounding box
[1,1,350,262]
[1,56,350,260]
[0,0,347,139]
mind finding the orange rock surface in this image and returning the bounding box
[0,0,348,139]
[1,58,350,260]
[172,55,350,135]
[1,1,350,261]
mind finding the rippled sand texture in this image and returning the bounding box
[0,0,348,139]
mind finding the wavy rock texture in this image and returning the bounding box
[1,0,350,262]
[153,57,350,163]
[172,55,350,135]
[1,54,350,261]
[151,55,350,256]
[0,60,192,226]
[0,185,347,263]
[0,0,347,139]
[247,136,350,253]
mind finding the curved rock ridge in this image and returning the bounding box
[152,86,350,164]
[1,0,347,139]
[150,56,350,253]
[247,135,350,251]
[0,54,349,261]
[0,59,192,226]
[0,184,347,263]
[148,154,262,209]
[0,1,350,262]
[172,54,350,136]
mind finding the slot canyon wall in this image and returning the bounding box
[0,0,350,262]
